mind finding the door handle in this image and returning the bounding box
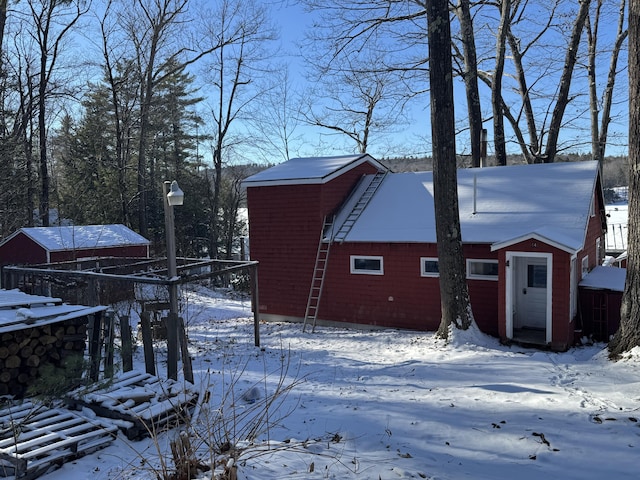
[523,288,527,295]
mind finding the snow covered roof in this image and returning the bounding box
[0,289,107,334]
[242,154,388,187]
[4,224,150,252]
[336,160,601,252]
[579,266,626,292]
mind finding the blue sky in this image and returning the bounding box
[266,1,629,162]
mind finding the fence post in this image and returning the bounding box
[179,317,194,383]
[140,311,156,376]
[120,315,133,372]
[250,263,260,348]
[88,312,103,381]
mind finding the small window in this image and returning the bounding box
[421,257,439,277]
[528,264,547,288]
[467,259,499,280]
[581,255,589,277]
[596,237,601,264]
[351,255,384,275]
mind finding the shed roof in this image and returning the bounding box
[334,160,601,253]
[2,224,149,252]
[579,266,626,292]
[242,154,388,187]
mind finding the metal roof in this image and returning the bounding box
[2,224,149,252]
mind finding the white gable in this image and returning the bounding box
[337,161,600,253]
[14,224,149,252]
[242,154,388,187]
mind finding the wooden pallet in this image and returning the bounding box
[0,401,118,480]
[66,371,198,440]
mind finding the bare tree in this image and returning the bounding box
[202,0,276,258]
[24,0,87,226]
[492,0,510,166]
[247,67,304,163]
[303,47,410,154]
[476,0,592,163]
[427,0,474,338]
[98,0,139,226]
[300,0,426,156]
[453,0,483,167]
[543,0,591,162]
[0,0,7,63]
[587,0,628,169]
[118,0,244,236]
[609,0,640,357]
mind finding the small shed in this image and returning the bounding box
[578,266,625,342]
[0,224,150,270]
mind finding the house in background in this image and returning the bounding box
[604,204,628,268]
[0,224,150,268]
[244,155,608,350]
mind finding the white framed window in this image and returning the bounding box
[581,255,589,277]
[596,237,601,264]
[421,257,440,277]
[467,259,499,280]
[350,255,384,275]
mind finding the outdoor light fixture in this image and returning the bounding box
[163,179,184,381]
[166,180,184,206]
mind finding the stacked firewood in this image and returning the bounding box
[0,318,87,398]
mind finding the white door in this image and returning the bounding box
[514,256,548,330]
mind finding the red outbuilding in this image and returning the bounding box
[244,155,608,350]
[0,224,150,268]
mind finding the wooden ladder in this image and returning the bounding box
[333,171,387,243]
[303,217,334,333]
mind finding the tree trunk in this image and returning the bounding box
[39,45,50,227]
[0,0,7,65]
[492,0,510,166]
[455,0,483,167]
[586,7,601,166]
[609,0,640,357]
[507,31,539,164]
[594,0,628,167]
[426,0,474,339]
[543,0,591,163]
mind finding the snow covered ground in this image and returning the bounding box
[40,286,640,480]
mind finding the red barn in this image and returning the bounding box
[244,155,607,350]
[0,224,150,268]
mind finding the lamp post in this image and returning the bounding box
[163,180,183,380]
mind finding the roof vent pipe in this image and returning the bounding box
[480,128,487,168]
[473,174,477,215]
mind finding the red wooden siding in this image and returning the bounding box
[578,288,622,341]
[0,233,148,267]
[581,183,607,277]
[247,161,381,320]
[0,234,49,266]
[316,243,500,334]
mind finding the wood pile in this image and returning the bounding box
[0,317,87,398]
